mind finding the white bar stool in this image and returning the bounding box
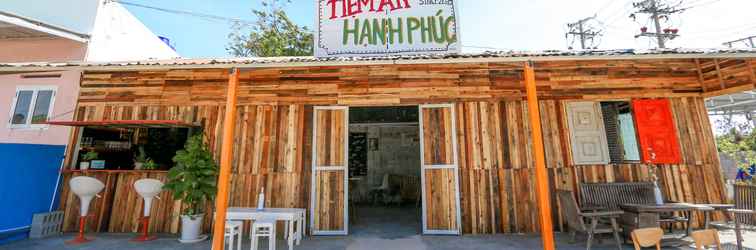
[250,218,276,250]
[225,220,243,250]
[66,176,105,245]
[132,178,163,242]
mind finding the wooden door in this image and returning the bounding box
[566,102,610,165]
[310,106,349,235]
[419,104,461,235]
[632,99,682,164]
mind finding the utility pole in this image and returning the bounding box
[723,35,756,48]
[631,0,683,48]
[565,15,602,50]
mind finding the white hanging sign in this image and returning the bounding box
[315,0,461,57]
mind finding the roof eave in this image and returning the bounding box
[2,52,756,73]
[0,11,89,43]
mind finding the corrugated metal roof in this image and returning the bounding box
[2,48,756,71]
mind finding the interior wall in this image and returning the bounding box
[349,124,420,203]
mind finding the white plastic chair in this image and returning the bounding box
[132,178,163,241]
[378,174,389,191]
[370,174,390,205]
[66,176,105,244]
[225,220,243,250]
[250,218,276,250]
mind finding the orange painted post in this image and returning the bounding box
[211,68,240,250]
[524,62,556,250]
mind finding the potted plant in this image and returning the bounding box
[80,151,99,170]
[134,146,147,170]
[164,134,218,243]
[143,158,159,170]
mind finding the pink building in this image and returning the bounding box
[0,1,178,242]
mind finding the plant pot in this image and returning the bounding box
[134,162,144,170]
[179,214,205,243]
[79,161,90,170]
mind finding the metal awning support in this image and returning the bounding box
[211,68,240,250]
[524,62,556,250]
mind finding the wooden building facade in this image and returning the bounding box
[41,52,756,235]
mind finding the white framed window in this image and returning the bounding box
[8,86,57,129]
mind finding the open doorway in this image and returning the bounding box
[310,104,460,236]
[347,106,422,237]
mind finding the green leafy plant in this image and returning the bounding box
[134,146,147,163]
[164,134,218,216]
[143,158,158,170]
[226,0,313,57]
[82,151,99,161]
[717,127,756,184]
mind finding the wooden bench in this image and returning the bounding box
[580,182,657,210]
[580,182,687,236]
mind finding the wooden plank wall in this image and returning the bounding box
[62,60,738,235]
[455,97,726,234]
[59,171,185,233]
[79,60,706,107]
[60,104,312,234]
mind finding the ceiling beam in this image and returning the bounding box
[695,59,707,92]
[714,59,726,91]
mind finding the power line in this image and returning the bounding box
[462,45,511,51]
[601,2,635,26]
[678,0,723,10]
[686,23,756,39]
[594,0,622,17]
[685,21,756,36]
[111,0,256,26]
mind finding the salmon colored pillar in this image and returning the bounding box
[211,68,240,250]
[524,62,555,250]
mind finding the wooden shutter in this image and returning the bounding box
[632,99,682,164]
[601,103,623,163]
[419,104,461,235]
[310,106,348,235]
[566,102,610,165]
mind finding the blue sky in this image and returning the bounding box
[123,0,755,58]
[124,0,314,58]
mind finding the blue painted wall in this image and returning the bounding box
[0,143,65,244]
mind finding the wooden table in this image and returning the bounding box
[225,207,306,250]
[699,203,735,228]
[619,203,714,236]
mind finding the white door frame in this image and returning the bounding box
[418,103,462,235]
[310,106,349,235]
